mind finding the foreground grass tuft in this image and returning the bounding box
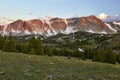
[0,52,120,80]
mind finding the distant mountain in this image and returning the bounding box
[103,15,120,22]
[98,13,120,22]
[0,16,118,36]
[0,17,16,25]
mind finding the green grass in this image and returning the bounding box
[0,52,120,80]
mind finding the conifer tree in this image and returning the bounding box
[67,55,71,59]
[4,33,16,52]
[28,36,44,55]
[29,36,36,50]
[29,49,35,54]
[16,42,23,52]
[104,47,116,64]
[93,48,104,62]
[52,48,58,55]
[35,38,44,55]
[84,49,90,59]
[116,54,120,63]
[44,45,48,55]
[23,43,29,54]
[47,48,53,57]
[0,34,4,50]
[81,52,85,60]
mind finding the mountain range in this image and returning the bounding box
[0,15,120,36]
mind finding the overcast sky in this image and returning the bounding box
[0,0,120,19]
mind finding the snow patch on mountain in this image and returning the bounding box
[3,25,8,35]
[33,31,39,34]
[64,19,68,26]
[25,30,31,35]
[87,29,95,33]
[113,22,120,26]
[105,23,117,32]
[100,31,107,34]
[78,48,84,52]
[46,29,55,36]
[49,26,57,35]
[87,29,108,34]
[63,26,74,34]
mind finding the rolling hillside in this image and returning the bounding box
[0,52,120,80]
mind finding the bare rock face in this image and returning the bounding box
[67,16,115,34]
[4,19,51,35]
[0,16,118,36]
[6,20,24,32]
[50,18,68,32]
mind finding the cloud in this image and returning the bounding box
[0,17,16,25]
[98,13,120,22]
[98,13,108,20]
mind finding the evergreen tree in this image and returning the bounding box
[84,49,90,59]
[47,48,53,57]
[52,48,58,55]
[28,36,44,55]
[57,49,61,56]
[29,49,35,54]
[0,34,2,50]
[29,36,36,50]
[34,38,44,55]
[61,48,69,56]
[104,47,116,64]
[16,42,23,52]
[3,34,16,52]
[67,55,71,59]
[23,43,29,54]
[72,49,80,58]
[44,45,48,55]
[94,49,103,62]
[0,34,6,50]
[81,52,85,60]
[93,50,97,62]
[116,54,120,64]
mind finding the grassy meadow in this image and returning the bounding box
[0,52,120,80]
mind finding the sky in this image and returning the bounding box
[0,0,120,19]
